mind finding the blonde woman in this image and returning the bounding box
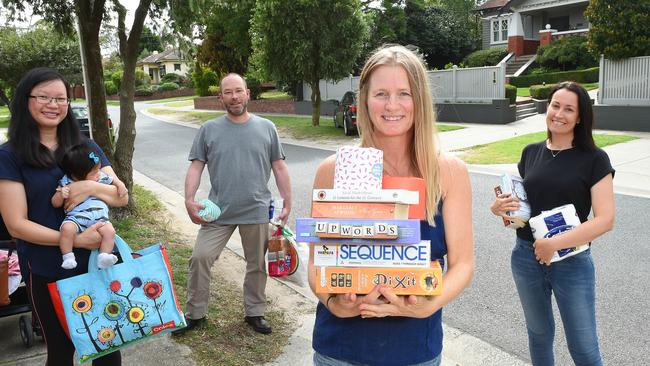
[308,45,475,366]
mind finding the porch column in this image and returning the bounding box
[507,12,525,56]
[539,24,556,46]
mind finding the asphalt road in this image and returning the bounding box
[125,104,650,365]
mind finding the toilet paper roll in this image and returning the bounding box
[529,204,589,262]
[198,198,221,222]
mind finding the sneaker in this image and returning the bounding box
[244,316,272,334]
[171,317,206,336]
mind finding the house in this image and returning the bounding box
[477,0,590,57]
[137,48,190,84]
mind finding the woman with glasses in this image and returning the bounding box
[0,67,128,365]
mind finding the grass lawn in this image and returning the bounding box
[0,106,9,128]
[113,186,292,365]
[517,82,599,98]
[259,90,293,101]
[164,100,194,108]
[107,100,121,106]
[147,108,463,139]
[458,131,637,164]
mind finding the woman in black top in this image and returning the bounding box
[0,68,127,365]
[491,81,614,366]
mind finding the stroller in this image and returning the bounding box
[0,213,42,347]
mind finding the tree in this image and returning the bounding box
[251,0,367,126]
[196,0,255,76]
[402,0,477,69]
[0,23,82,105]
[1,0,197,212]
[138,25,164,58]
[585,0,650,60]
[357,0,407,72]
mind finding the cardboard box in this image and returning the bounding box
[312,189,419,205]
[334,147,383,190]
[296,218,421,244]
[381,176,425,220]
[315,261,442,295]
[312,241,431,268]
[311,202,409,219]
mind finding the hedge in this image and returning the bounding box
[505,84,517,105]
[529,84,554,100]
[509,67,599,87]
[159,82,180,91]
[463,48,509,67]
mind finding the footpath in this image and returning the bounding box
[1,107,649,365]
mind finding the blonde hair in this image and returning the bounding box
[357,45,442,225]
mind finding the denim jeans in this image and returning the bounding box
[511,237,602,366]
[313,351,441,366]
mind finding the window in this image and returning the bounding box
[174,63,181,71]
[159,65,166,77]
[491,17,509,43]
[148,69,154,79]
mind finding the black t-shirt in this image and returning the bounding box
[516,141,615,242]
[0,139,110,280]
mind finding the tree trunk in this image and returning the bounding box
[0,90,10,107]
[112,0,153,215]
[74,0,113,163]
[310,81,321,126]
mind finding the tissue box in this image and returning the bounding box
[312,241,431,268]
[311,202,409,219]
[334,147,383,190]
[315,261,442,295]
[295,218,421,244]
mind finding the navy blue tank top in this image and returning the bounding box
[312,204,447,366]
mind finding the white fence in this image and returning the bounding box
[302,64,506,103]
[599,55,650,106]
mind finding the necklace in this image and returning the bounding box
[550,149,561,158]
[383,159,413,177]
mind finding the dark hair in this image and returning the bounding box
[8,67,81,167]
[60,143,98,181]
[547,81,596,150]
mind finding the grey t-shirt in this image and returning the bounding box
[188,114,285,224]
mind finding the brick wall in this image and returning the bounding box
[193,96,294,114]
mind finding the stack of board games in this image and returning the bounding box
[299,147,443,296]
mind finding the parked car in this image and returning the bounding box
[71,105,115,143]
[333,91,358,136]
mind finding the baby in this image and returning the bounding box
[51,143,119,269]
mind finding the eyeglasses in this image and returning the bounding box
[29,95,70,105]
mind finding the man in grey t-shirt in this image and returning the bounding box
[173,73,291,335]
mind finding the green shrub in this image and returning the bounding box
[104,80,118,96]
[529,84,554,100]
[245,76,262,100]
[192,67,218,97]
[135,70,151,87]
[159,82,180,91]
[505,84,517,105]
[509,67,599,87]
[161,73,182,84]
[463,48,509,67]
[111,71,123,91]
[134,85,154,97]
[208,85,220,95]
[536,36,598,71]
